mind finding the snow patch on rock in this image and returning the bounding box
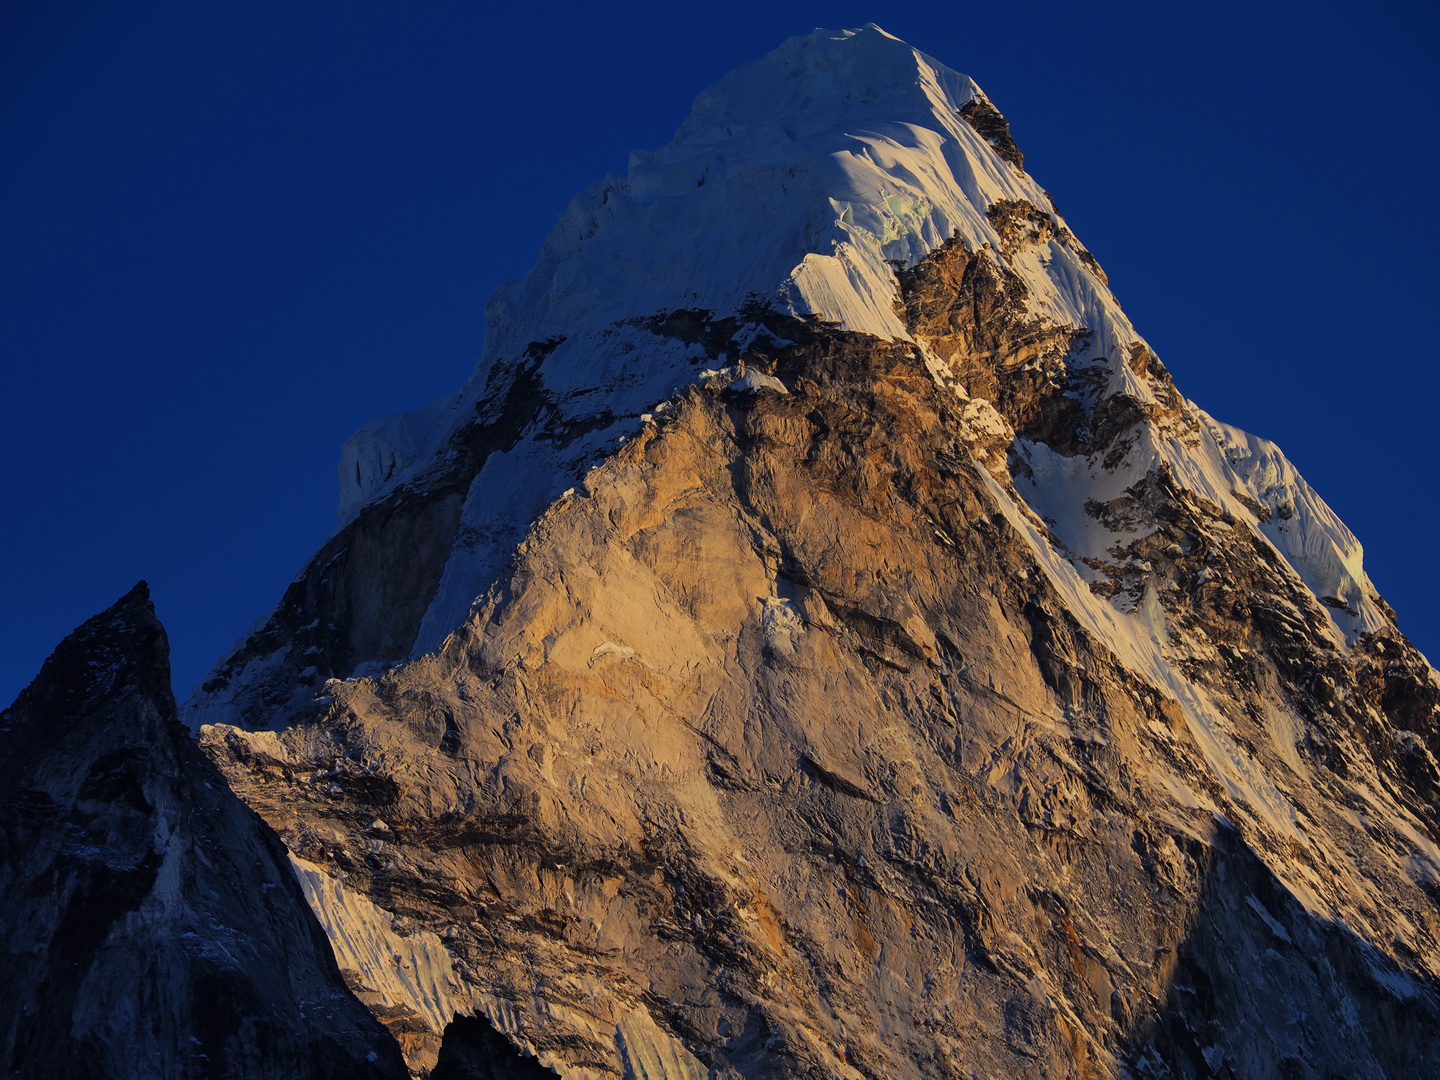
[762,596,805,656]
[732,368,789,395]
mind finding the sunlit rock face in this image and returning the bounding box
[72,23,1440,1078]
[0,583,407,1079]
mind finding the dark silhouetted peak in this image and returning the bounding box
[431,1014,560,1080]
[1,588,406,1079]
[3,580,171,732]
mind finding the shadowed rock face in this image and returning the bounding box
[194,358,553,731]
[0,583,407,1080]
[431,1014,560,1080]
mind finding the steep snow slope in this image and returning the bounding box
[190,24,1440,1079]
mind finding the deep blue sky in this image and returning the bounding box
[4,1,1437,705]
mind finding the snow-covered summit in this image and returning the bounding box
[341,24,1117,520]
[481,23,1048,355]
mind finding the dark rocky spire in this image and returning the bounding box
[1,585,407,1079]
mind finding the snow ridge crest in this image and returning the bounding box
[480,23,1036,360]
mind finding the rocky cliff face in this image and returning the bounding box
[0,583,409,1078]
[26,23,1436,1080]
[200,308,1440,1077]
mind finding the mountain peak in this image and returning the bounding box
[479,25,1036,363]
[672,24,970,146]
[175,28,1440,1078]
[3,580,169,726]
[326,25,1051,529]
[1,585,409,1077]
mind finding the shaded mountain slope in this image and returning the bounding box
[0,583,407,1079]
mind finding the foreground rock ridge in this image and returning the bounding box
[0,583,407,1079]
[12,23,1437,1080]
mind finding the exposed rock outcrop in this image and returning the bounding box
[202,304,1440,1077]
[959,94,1025,170]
